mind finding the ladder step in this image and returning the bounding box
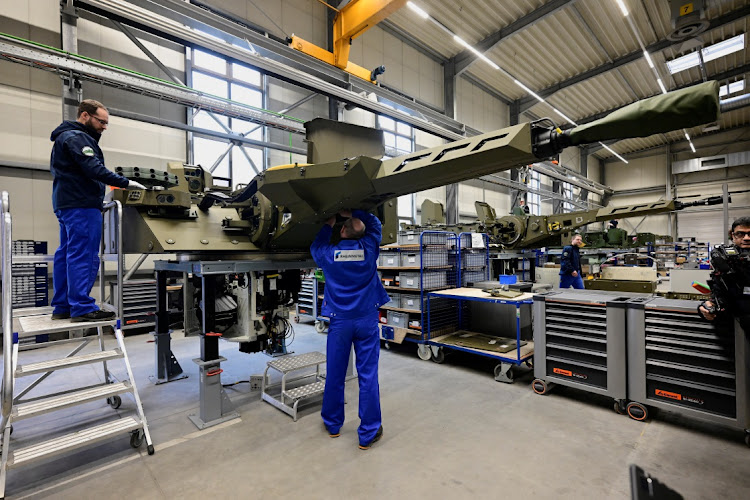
[12,382,133,421]
[283,381,326,400]
[8,416,142,468]
[15,349,124,376]
[267,352,326,373]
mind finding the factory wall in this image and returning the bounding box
[0,0,186,256]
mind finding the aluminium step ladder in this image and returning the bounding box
[0,191,153,499]
[261,351,327,421]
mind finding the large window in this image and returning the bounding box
[379,115,414,157]
[378,115,415,225]
[527,170,541,215]
[562,182,574,212]
[190,48,265,189]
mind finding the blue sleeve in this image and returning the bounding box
[353,209,382,257]
[310,225,333,266]
[560,246,573,275]
[64,136,130,188]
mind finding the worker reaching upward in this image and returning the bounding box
[310,209,390,450]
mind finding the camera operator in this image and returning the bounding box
[698,216,750,333]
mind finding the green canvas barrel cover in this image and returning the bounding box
[568,81,720,146]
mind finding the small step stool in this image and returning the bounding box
[261,352,326,421]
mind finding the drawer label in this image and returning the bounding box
[655,389,682,401]
[553,368,572,376]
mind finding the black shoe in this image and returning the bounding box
[51,312,70,320]
[71,310,116,322]
[358,426,383,450]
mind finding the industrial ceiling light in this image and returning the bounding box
[616,0,629,17]
[406,1,429,19]
[453,35,500,70]
[657,78,667,94]
[643,50,655,68]
[667,33,745,74]
[719,80,745,97]
[513,79,545,102]
[702,33,745,62]
[601,143,629,164]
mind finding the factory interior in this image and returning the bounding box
[1,0,749,498]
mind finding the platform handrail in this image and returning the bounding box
[1,191,13,422]
[101,200,123,318]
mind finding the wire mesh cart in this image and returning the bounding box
[378,231,457,353]
[531,290,647,412]
[626,297,750,445]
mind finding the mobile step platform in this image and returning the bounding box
[261,351,327,421]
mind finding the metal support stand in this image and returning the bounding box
[187,357,238,429]
[150,270,187,385]
[188,273,239,429]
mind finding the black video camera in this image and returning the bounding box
[707,244,750,332]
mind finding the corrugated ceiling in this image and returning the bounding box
[385,0,750,160]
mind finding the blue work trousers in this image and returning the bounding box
[51,208,102,317]
[321,312,381,445]
[559,273,585,289]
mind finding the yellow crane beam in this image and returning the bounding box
[289,0,407,83]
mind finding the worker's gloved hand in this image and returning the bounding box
[127,180,147,190]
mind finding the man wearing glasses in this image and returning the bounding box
[49,99,146,322]
[698,217,750,334]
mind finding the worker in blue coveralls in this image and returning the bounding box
[49,99,146,322]
[310,208,390,450]
[559,233,585,289]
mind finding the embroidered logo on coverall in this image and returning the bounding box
[334,249,364,262]
[81,146,95,157]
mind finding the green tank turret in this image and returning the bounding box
[107,81,722,256]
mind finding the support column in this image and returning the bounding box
[60,0,81,120]
[150,270,187,385]
[579,146,589,205]
[327,5,340,120]
[189,273,238,429]
[508,101,522,208]
[444,58,458,224]
[665,144,677,240]
[552,180,562,214]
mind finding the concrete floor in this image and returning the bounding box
[3,322,750,499]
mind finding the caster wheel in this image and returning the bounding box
[294,316,300,324]
[525,359,533,368]
[431,347,445,364]
[383,341,391,350]
[314,321,327,334]
[614,400,626,415]
[417,345,432,361]
[148,444,155,455]
[494,364,514,383]
[532,378,548,395]
[108,395,122,409]
[130,430,144,449]
[626,402,648,421]
[744,433,750,448]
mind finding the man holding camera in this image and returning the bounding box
[698,217,750,332]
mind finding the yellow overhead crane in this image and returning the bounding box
[288,0,407,83]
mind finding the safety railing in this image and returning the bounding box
[100,200,123,318]
[1,190,14,428]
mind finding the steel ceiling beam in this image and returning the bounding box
[453,0,578,76]
[73,0,470,140]
[517,3,750,113]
